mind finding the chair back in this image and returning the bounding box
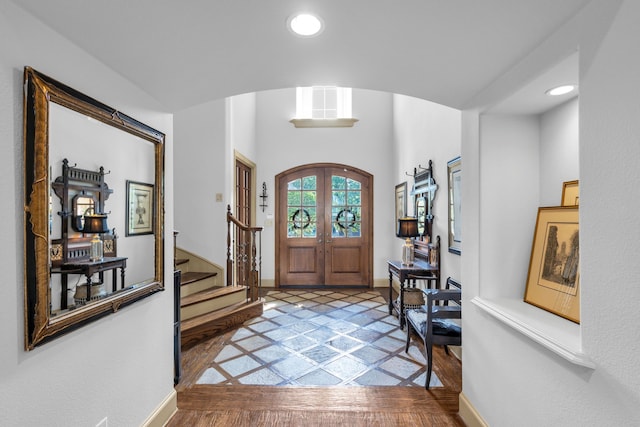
[426,289,462,347]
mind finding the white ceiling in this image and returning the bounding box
[488,52,579,115]
[13,0,588,113]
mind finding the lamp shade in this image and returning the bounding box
[83,214,109,234]
[397,217,419,238]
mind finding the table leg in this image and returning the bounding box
[121,267,126,290]
[388,271,393,315]
[399,279,406,329]
[61,274,68,310]
[86,274,93,301]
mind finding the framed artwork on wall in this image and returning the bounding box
[447,157,462,254]
[126,180,154,236]
[395,182,407,225]
[524,206,580,323]
[561,180,579,206]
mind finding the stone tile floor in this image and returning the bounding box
[197,289,441,387]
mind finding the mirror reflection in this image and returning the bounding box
[48,104,156,316]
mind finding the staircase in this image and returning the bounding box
[177,246,263,350]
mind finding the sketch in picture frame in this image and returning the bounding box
[126,180,154,236]
[524,206,580,323]
[395,182,407,225]
[447,157,462,254]
[561,180,579,206]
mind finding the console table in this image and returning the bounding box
[387,237,440,328]
[52,256,128,308]
[388,259,439,328]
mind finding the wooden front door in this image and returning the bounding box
[276,164,372,286]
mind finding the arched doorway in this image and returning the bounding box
[275,163,373,287]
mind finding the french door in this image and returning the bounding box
[276,164,372,286]
[235,158,253,287]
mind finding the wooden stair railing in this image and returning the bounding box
[226,205,263,302]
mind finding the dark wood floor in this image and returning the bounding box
[167,288,464,427]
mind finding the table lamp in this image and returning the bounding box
[397,217,419,266]
[83,213,109,261]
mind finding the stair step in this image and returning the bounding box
[181,299,264,350]
[180,271,216,286]
[181,285,243,308]
[176,258,189,267]
[180,286,248,320]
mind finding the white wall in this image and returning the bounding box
[392,94,462,283]
[540,97,580,206]
[174,99,227,264]
[229,92,258,163]
[173,93,259,267]
[479,114,541,300]
[462,1,640,425]
[0,2,175,426]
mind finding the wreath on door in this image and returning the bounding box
[335,208,357,230]
[291,209,312,229]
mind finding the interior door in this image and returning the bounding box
[235,159,253,287]
[276,164,372,286]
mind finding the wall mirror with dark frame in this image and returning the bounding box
[23,67,165,350]
[411,160,437,240]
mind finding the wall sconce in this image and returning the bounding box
[259,182,268,212]
[83,212,109,262]
[397,217,419,266]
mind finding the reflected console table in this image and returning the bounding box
[51,256,128,308]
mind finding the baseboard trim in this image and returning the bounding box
[261,278,275,288]
[141,389,177,427]
[459,392,489,427]
[373,278,388,288]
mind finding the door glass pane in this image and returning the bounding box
[288,175,316,238]
[331,175,362,238]
[347,178,361,190]
[288,178,301,190]
[331,175,346,190]
[302,176,316,190]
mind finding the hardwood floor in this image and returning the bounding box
[168,288,464,426]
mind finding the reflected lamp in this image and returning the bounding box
[83,213,109,262]
[397,217,419,266]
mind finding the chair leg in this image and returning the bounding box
[405,319,412,353]
[444,345,450,355]
[425,339,433,390]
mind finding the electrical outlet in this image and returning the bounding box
[215,193,223,202]
[96,417,108,427]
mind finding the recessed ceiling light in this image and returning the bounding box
[545,85,576,96]
[287,13,324,37]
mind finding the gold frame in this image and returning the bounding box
[524,206,580,323]
[23,67,165,350]
[395,182,407,225]
[561,180,579,206]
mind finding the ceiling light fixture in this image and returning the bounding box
[287,13,324,37]
[545,84,576,96]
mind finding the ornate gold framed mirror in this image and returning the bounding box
[23,67,165,350]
